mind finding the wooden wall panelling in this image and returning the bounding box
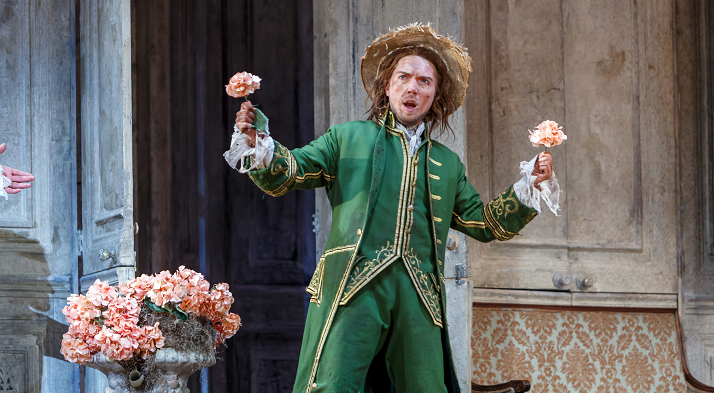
[131,0,173,275]
[466,0,679,296]
[0,0,79,391]
[678,0,714,384]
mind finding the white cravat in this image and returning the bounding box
[394,121,425,157]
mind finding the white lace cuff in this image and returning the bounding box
[0,166,10,200]
[513,154,560,215]
[223,125,274,173]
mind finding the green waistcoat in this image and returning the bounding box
[248,112,538,392]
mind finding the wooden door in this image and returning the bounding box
[465,0,679,297]
[79,0,135,391]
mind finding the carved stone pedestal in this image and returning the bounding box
[86,348,216,393]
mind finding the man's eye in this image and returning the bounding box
[420,79,429,84]
[399,75,406,79]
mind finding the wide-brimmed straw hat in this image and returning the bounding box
[361,23,473,112]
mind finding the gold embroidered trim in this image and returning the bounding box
[402,248,443,327]
[525,211,538,225]
[483,203,517,241]
[431,194,441,201]
[262,144,298,197]
[394,127,411,251]
[452,212,486,228]
[307,244,357,306]
[428,173,440,180]
[339,242,398,305]
[306,257,325,306]
[306,237,364,392]
[323,244,356,256]
[295,169,336,183]
[428,272,441,293]
[426,142,445,275]
[433,216,442,223]
[490,187,520,220]
[386,127,402,137]
[429,157,442,166]
[402,151,419,250]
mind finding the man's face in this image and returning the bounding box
[385,55,437,127]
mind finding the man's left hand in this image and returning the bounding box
[532,151,553,191]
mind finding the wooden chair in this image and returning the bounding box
[471,380,531,393]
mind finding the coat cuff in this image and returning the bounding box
[247,141,297,197]
[484,186,538,241]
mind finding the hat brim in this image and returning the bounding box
[361,24,472,112]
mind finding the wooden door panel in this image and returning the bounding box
[0,0,33,231]
[467,0,678,294]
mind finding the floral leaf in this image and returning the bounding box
[173,305,189,321]
[252,108,270,135]
[144,298,168,313]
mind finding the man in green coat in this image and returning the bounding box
[226,24,557,393]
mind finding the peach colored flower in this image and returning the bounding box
[528,120,566,147]
[86,279,118,308]
[61,333,95,364]
[147,270,187,306]
[103,296,140,335]
[63,294,101,323]
[209,283,234,318]
[136,322,165,359]
[95,326,138,361]
[213,313,241,347]
[226,72,261,98]
[62,267,241,362]
[119,274,154,301]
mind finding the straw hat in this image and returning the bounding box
[361,23,473,112]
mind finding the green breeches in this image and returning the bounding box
[297,260,447,393]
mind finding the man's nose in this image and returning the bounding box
[406,78,418,93]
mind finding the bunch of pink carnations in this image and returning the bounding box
[60,266,241,365]
[528,120,567,148]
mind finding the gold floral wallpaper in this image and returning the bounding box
[471,307,690,393]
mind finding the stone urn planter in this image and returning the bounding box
[86,348,216,393]
[61,268,240,392]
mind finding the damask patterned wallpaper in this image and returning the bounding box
[471,307,691,393]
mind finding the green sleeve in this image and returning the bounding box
[450,162,538,242]
[248,129,339,197]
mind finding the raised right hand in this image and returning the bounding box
[235,100,259,147]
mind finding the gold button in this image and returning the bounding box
[312,383,318,389]
[408,205,414,212]
[413,160,418,166]
[406,228,411,234]
[356,229,362,236]
[411,181,416,187]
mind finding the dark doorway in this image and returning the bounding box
[132,1,315,391]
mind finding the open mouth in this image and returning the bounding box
[403,99,418,111]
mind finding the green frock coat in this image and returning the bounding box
[248,112,538,392]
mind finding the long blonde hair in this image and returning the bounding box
[366,47,457,139]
